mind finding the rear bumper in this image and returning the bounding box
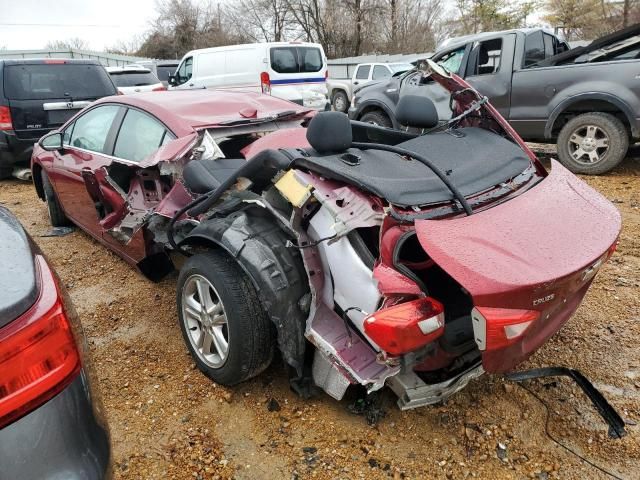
[0,131,39,168]
[0,370,111,480]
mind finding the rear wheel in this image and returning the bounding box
[332,91,349,112]
[176,250,274,386]
[41,170,70,227]
[360,110,392,128]
[556,112,628,175]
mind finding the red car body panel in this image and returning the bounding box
[415,160,621,372]
[31,90,311,268]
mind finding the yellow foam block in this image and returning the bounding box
[274,170,313,207]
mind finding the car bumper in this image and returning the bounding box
[0,131,39,168]
[0,370,111,480]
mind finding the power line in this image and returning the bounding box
[0,22,143,28]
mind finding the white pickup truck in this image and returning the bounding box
[326,62,413,112]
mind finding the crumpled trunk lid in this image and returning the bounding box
[414,161,621,371]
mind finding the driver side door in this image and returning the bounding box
[172,56,194,89]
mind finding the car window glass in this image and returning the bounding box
[4,64,116,100]
[372,65,391,80]
[355,65,371,79]
[156,65,177,82]
[468,38,502,76]
[270,47,323,73]
[176,57,193,85]
[63,122,75,145]
[113,109,168,162]
[524,31,545,67]
[437,48,466,74]
[110,71,160,87]
[70,105,120,154]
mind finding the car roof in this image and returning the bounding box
[436,28,556,53]
[92,89,309,136]
[0,58,102,66]
[106,65,152,73]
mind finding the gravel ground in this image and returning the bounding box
[1,148,639,480]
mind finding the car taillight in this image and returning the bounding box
[0,106,13,131]
[152,85,167,91]
[260,71,271,95]
[363,297,445,356]
[44,59,66,64]
[471,306,540,352]
[0,256,81,429]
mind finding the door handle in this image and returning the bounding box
[354,81,359,85]
[189,83,194,87]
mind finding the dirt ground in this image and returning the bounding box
[1,148,639,480]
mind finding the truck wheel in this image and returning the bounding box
[556,112,628,175]
[360,110,392,128]
[332,91,349,112]
[41,170,70,227]
[177,250,274,386]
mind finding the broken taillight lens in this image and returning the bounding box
[471,306,540,352]
[363,298,445,356]
[0,257,81,429]
[152,85,167,91]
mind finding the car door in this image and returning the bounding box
[463,35,514,118]
[49,104,124,233]
[172,56,194,89]
[81,107,177,256]
[353,65,371,89]
[372,65,392,82]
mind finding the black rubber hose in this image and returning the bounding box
[351,141,473,216]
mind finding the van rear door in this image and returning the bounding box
[267,44,328,109]
[3,61,117,141]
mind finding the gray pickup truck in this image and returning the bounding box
[349,25,640,174]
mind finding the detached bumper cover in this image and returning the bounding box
[0,371,110,480]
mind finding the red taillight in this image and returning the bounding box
[0,106,13,131]
[260,71,271,95]
[152,85,167,91]
[0,256,80,429]
[363,297,445,356]
[471,306,540,352]
[44,59,66,64]
[324,70,328,79]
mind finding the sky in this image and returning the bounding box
[0,0,158,51]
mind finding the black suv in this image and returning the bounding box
[0,59,117,179]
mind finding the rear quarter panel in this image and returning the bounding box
[509,59,640,139]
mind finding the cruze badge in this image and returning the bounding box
[533,294,555,306]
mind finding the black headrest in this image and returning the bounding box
[306,111,352,153]
[395,95,439,129]
[479,47,489,65]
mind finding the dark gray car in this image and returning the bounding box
[350,24,640,174]
[0,206,110,479]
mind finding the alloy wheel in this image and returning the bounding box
[181,274,229,368]
[568,124,610,165]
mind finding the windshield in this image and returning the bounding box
[4,63,116,100]
[156,65,177,82]
[437,47,466,74]
[110,71,160,87]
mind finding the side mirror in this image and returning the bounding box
[39,132,63,151]
[168,75,177,86]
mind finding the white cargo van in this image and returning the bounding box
[168,42,329,110]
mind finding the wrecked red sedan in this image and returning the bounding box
[32,62,621,410]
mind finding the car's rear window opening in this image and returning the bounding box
[270,47,323,74]
[155,65,176,82]
[109,71,160,87]
[3,64,116,100]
